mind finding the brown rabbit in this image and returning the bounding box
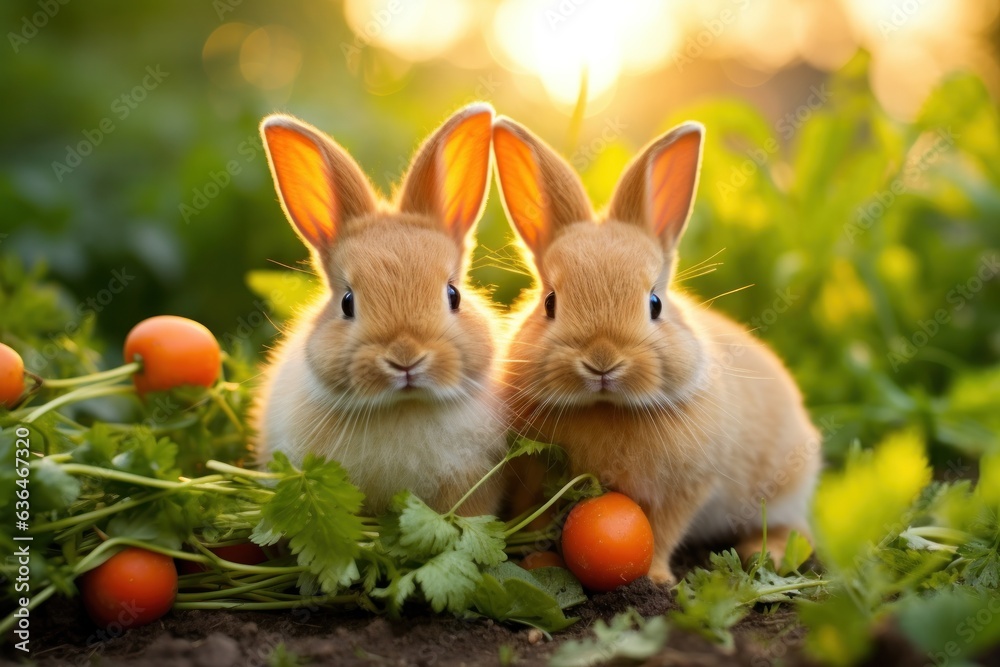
[492,117,821,584]
[253,104,507,516]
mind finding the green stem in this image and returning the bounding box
[504,527,557,546]
[752,498,768,578]
[903,526,971,545]
[751,579,829,601]
[175,573,300,601]
[503,544,542,556]
[210,390,244,434]
[40,362,141,389]
[187,540,305,575]
[173,594,359,611]
[104,415,202,434]
[73,538,205,575]
[34,490,172,534]
[504,473,599,537]
[23,384,135,423]
[206,460,282,480]
[56,464,226,491]
[448,457,507,515]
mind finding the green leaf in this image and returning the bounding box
[958,541,1000,589]
[266,643,307,667]
[896,588,1000,659]
[778,530,813,575]
[72,423,118,467]
[109,429,180,481]
[529,567,586,610]
[812,430,932,572]
[876,547,953,591]
[550,609,669,667]
[506,436,563,461]
[414,549,480,614]
[106,505,183,550]
[975,449,1000,513]
[251,453,366,593]
[668,547,825,650]
[396,492,460,559]
[470,563,578,632]
[799,591,873,667]
[669,571,751,651]
[454,515,507,566]
[916,72,1000,180]
[30,458,80,511]
[391,570,418,609]
[470,572,515,620]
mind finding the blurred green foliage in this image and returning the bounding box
[2,0,998,470]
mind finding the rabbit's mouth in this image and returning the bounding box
[576,358,629,395]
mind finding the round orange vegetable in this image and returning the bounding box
[124,316,220,396]
[81,547,178,629]
[520,551,566,570]
[560,492,654,592]
[0,343,25,409]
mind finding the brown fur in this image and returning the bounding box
[254,105,508,516]
[493,117,821,583]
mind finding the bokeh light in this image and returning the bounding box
[491,0,680,108]
[344,0,475,62]
[239,25,303,91]
[331,0,999,119]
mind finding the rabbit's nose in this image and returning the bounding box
[384,338,428,372]
[583,341,623,375]
[387,356,427,373]
[581,360,624,377]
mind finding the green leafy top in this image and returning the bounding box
[252,452,366,592]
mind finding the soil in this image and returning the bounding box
[1,548,939,667]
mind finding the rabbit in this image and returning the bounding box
[492,116,822,584]
[253,103,508,516]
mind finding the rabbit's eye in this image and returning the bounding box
[650,293,662,320]
[544,292,556,319]
[342,290,355,319]
[447,284,461,311]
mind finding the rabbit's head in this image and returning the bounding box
[261,104,497,410]
[493,118,709,413]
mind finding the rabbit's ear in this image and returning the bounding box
[608,122,703,251]
[261,115,377,252]
[492,117,592,263]
[398,103,494,246]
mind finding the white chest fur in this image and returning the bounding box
[259,342,505,513]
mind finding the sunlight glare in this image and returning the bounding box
[344,0,473,62]
[492,0,680,108]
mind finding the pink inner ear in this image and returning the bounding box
[438,111,492,239]
[493,125,547,250]
[264,124,339,249]
[648,131,701,242]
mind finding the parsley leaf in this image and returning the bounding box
[958,540,1000,588]
[396,492,460,559]
[550,609,669,667]
[454,515,507,566]
[414,549,480,613]
[30,457,80,511]
[469,562,579,632]
[251,452,366,593]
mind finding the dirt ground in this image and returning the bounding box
[2,549,941,667]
